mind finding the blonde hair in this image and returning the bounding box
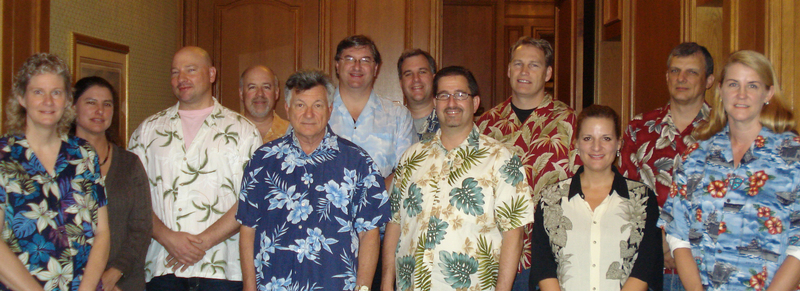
[6,53,75,136]
[693,50,795,140]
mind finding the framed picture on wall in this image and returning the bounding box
[72,33,130,147]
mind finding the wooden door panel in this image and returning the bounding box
[190,0,320,119]
[442,2,497,114]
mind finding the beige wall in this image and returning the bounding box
[49,0,180,140]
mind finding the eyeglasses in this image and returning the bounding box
[341,56,375,65]
[435,92,472,101]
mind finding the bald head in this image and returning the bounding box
[171,46,217,109]
[239,65,278,89]
[175,46,213,67]
[239,65,280,120]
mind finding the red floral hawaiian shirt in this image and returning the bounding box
[620,103,709,207]
[476,94,578,271]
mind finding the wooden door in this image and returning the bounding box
[184,0,321,119]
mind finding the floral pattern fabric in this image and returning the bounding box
[620,103,710,206]
[660,126,800,290]
[237,126,389,291]
[0,135,107,291]
[328,89,416,178]
[390,126,534,290]
[476,94,577,270]
[128,98,262,281]
[261,114,290,144]
[416,110,439,141]
[530,166,662,291]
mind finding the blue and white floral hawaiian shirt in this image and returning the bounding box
[237,126,390,291]
[416,110,440,142]
[328,89,415,178]
[660,126,800,290]
[0,135,107,291]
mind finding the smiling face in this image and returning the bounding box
[507,44,552,101]
[666,53,715,105]
[74,85,114,136]
[171,47,216,109]
[720,63,774,127]
[435,75,480,133]
[576,117,621,174]
[287,85,332,145]
[19,73,69,131]
[335,46,379,91]
[400,55,435,104]
[240,67,279,119]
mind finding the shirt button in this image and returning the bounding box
[178,208,182,211]
[726,199,731,202]
[592,264,596,267]
[299,225,303,229]
[183,157,187,161]
[717,249,722,253]
[593,221,597,224]
[593,241,597,244]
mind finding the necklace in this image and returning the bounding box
[99,143,111,166]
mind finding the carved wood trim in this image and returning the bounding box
[320,0,331,71]
[1,0,50,133]
[620,0,635,123]
[431,0,443,69]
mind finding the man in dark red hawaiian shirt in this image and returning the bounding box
[477,36,578,290]
[619,42,715,291]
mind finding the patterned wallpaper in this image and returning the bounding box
[50,0,180,140]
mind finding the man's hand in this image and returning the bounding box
[160,230,205,271]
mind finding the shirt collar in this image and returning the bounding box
[431,125,481,152]
[567,165,630,200]
[289,125,339,157]
[332,88,383,115]
[167,97,223,127]
[661,102,711,128]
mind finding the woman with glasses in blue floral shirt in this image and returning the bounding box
[661,50,800,290]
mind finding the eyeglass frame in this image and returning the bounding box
[434,91,473,101]
[340,56,376,65]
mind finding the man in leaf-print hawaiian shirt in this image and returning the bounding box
[384,66,533,291]
[620,42,715,291]
[128,47,262,289]
[475,37,576,288]
[237,70,389,291]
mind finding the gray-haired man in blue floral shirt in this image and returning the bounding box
[237,69,389,291]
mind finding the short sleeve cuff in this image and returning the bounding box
[787,245,800,261]
[666,234,691,257]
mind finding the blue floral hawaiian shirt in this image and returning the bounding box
[416,110,440,141]
[236,126,390,291]
[660,126,800,290]
[0,135,107,291]
[328,89,416,178]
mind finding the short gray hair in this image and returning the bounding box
[284,69,336,106]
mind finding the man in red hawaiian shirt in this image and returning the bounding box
[476,36,577,290]
[619,42,715,291]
